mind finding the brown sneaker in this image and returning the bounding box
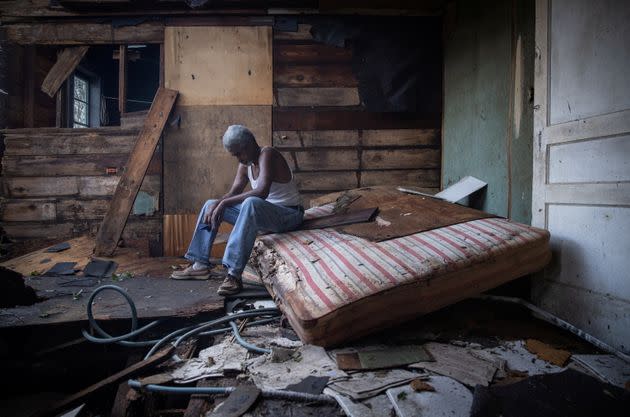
[170,264,211,280]
[217,275,243,296]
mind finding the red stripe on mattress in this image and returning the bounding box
[408,234,454,262]
[463,221,504,245]
[303,231,380,293]
[426,230,470,259]
[343,239,399,285]
[392,239,427,263]
[372,243,418,277]
[448,225,490,251]
[476,218,527,244]
[272,236,336,310]
[297,234,358,300]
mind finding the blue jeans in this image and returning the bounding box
[184,196,304,279]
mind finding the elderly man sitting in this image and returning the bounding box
[170,125,304,296]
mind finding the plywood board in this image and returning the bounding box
[165,26,272,106]
[163,105,271,213]
[162,214,231,258]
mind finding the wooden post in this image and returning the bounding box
[159,43,164,88]
[23,45,35,128]
[118,45,127,114]
[94,88,177,257]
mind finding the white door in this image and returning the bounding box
[532,0,630,353]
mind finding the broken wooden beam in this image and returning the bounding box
[94,88,177,256]
[31,346,174,417]
[41,46,89,98]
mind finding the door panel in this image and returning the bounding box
[533,0,630,353]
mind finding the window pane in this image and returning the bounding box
[74,100,88,125]
[74,76,88,101]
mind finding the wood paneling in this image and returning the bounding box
[4,22,165,45]
[274,64,357,87]
[276,87,360,107]
[274,109,437,131]
[361,169,441,187]
[164,26,272,106]
[272,26,441,198]
[1,125,163,246]
[294,171,358,191]
[294,149,360,171]
[362,149,441,170]
[274,44,352,64]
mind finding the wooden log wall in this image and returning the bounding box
[0,128,162,253]
[272,24,441,205]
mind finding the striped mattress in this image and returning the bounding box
[253,203,551,347]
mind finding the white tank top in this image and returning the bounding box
[247,153,302,207]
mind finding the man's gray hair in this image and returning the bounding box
[222,125,255,150]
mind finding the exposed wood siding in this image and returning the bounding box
[272,25,441,205]
[0,128,162,248]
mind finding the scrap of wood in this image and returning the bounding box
[94,87,177,256]
[31,346,174,417]
[524,339,571,367]
[300,207,378,230]
[209,385,260,417]
[410,379,435,392]
[41,46,89,97]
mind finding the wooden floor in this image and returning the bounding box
[0,236,226,328]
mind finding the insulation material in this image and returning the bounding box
[254,202,551,347]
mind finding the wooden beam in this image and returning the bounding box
[23,45,35,128]
[31,346,174,417]
[4,22,164,45]
[118,45,127,114]
[41,46,89,98]
[94,87,177,256]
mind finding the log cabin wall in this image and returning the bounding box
[272,19,443,205]
[0,128,162,254]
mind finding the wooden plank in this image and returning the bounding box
[24,45,35,128]
[276,87,360,106]
[165,26,272,106]
[361,128,441,146]
[182,379,215,417]
[163,105,271,213]
[3,130,139,155]
[4,22,165,45]
[274,24,313,40]
[361,169,441,187]
[3,175,159,197]
[293,149,359,171]
[300,207,378,230]
[57,199,110,220]
[94,88,177,256]
[4,176,79,197]
[121,110,148,129]
[1,222,75,239]
[362,149,441,170]
[41,46,89,98]
[118,45,127,114]
[273,109,439,130]
[274,44,352,64]
[32,347,174,417]
[274,64,358,87]
[273,130,359,148]
[2,154,161,176]
[0,199,56,222]
[294,171,358,191]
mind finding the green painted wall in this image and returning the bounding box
[443,0,534,223]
